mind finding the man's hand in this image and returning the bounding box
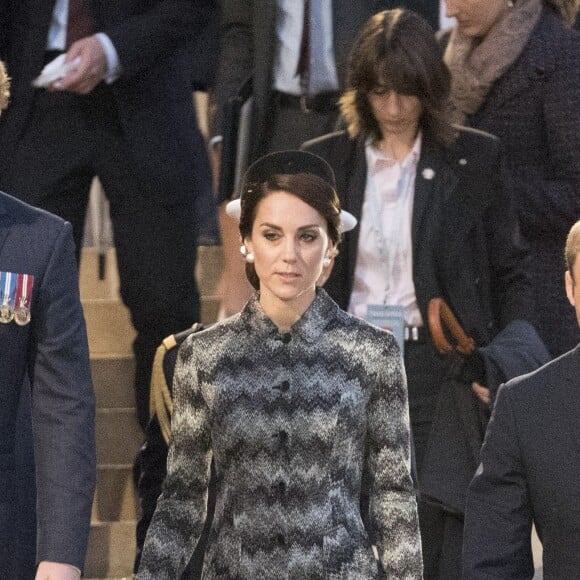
[52,36,107,94]
[471,381,491,406]
[36,561,81,580]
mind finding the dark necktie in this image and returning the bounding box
[296,0,311,95]
[67,0,96,48]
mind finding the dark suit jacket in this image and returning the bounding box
[213,0,400,163]
[0,0,217,229]
[463,345,580,579]
[302,128,533,347]
[0,192,95,573]
[465,9,580,356]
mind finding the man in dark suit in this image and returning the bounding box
[463,219,580,579]
[0,63,95,580]
[0,0,218,430]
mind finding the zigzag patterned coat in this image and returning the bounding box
[138,289,422,579]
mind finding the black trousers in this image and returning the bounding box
[0,86,200,431]
[404,341,464,580]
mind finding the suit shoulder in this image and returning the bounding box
[501,346,579,401]
[0,190,68,232]
[301,130,351,154]
[451,125,500,150]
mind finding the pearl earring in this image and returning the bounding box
[245,252,255,264]
[507,0,514,7]
[322,256,331,268]
[240,245,248,256]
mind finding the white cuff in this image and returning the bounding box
[95,32,121,84]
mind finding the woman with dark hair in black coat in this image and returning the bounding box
[303,9,548,578]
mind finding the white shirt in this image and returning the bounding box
[273,0,339,95]
[47,0,120,83]
[348,135,423,327]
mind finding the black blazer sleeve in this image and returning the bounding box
[31,222,96,570]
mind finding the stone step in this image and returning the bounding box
[93,465,138,523]
[80,245,224,301]
[92,357,135,410]
[85,521,136,579]
[96,408,143,466]
[80,248,121,301]
[85,299,135,358]
[84,295,220,358]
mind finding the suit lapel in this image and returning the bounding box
[0,196,11,256]
[412,145,457,260]
[341,139,368,290]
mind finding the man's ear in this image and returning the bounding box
[565,270,575,307]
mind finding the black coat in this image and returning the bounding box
[464,345,580,579]
[466,9,580,356]
[303,127,533,347]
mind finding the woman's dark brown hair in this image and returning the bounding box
[340,9,455,146]
[239,173,342,290]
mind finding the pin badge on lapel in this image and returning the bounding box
[421,168,435,180]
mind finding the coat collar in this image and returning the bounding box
[472,9,559,119]
[240,287,338,343]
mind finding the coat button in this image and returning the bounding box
[273,380,290,392]
[278,430,288,445]
[276,533,285,545]
[278,481,286,494]
[280,333,291,344]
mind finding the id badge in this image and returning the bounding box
[366,304,405,356]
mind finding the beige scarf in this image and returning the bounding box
[444,0,543,124]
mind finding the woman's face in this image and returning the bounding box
[245,191,333,312]
[446,0,508,37]
[367,89,422,141]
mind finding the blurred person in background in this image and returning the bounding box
[443,0,580,358]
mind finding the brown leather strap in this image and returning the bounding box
[428,297,476,355]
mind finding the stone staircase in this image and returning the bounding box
[80,245,223,579]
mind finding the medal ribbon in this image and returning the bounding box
[16,273,34,310]
[1,271,16,307]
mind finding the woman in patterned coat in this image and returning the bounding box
[137,150,422,579]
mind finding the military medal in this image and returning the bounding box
[14,273,33,326]
[0,271,15,324]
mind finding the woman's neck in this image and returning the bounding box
[259,289,316,333]
[377,129,418,162]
